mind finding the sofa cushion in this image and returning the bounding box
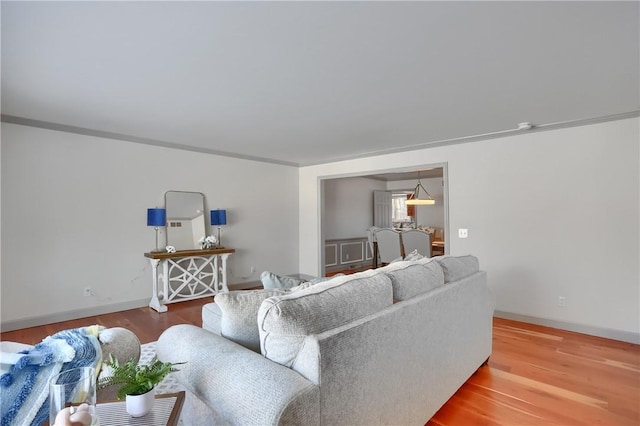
[434,255,480,282]
[379,258,444,301]
[258,269,393,368]
[213,284,312,352]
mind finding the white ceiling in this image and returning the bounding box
[2,1,638,167]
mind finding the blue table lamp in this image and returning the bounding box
[147,208,166,252]
[210,209,227,248]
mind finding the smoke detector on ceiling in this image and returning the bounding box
[517,122,534,130]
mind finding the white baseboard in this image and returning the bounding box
[494,310,640,344]
[1,299,150,333]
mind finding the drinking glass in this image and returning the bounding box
[49,366,99,425]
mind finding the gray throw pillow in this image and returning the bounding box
[215,284,311,352]
[260,271,306,289]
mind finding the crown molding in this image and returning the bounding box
[3,111,638,167]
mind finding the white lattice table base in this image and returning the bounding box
[145,249,234,312]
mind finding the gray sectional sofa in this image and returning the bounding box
[157,255,494,425]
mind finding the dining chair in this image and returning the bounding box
[374,228,403,265]
[400,229,432,258]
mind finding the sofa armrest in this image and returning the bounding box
[157,324,319,425]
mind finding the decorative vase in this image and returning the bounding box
[125,387,155,417]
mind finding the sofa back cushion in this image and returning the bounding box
[379,258,444,301]
[258,269,393,367]
[214,284,312,352]
[434,255,480,282]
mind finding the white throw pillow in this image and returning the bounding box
[403,249,424,261]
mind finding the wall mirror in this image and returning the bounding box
[164,190,206,250]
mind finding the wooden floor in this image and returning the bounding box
[2,299,639,425]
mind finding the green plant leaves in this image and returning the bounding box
[97,354,185,400]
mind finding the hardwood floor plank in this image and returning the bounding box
[1,303,638,425]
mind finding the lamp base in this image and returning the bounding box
[152,228,165,253]
[216,227,223,250]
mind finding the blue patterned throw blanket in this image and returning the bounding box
[0,326,102,426]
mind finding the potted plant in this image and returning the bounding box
[98,355,184,417]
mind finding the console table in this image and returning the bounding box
[144,248,235,312]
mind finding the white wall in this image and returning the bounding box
[1,123,299,329]
[2,118,638,342]
[323,177,386,240]
[299,118,640,342]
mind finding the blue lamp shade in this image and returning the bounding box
[210,209,227,226]
[147,208,166,227]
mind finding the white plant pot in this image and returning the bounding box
[125,388,155,417]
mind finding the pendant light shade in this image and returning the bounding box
[405,174,435,205]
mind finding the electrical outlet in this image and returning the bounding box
[250,266,256,274]
[458,228,468,238]
[558,296,566,307]
[84,287,92,297]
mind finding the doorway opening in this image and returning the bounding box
[320,163,448,277]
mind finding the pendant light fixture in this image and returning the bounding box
[405,172,435,205]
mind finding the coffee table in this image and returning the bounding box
[96,391,185,426]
